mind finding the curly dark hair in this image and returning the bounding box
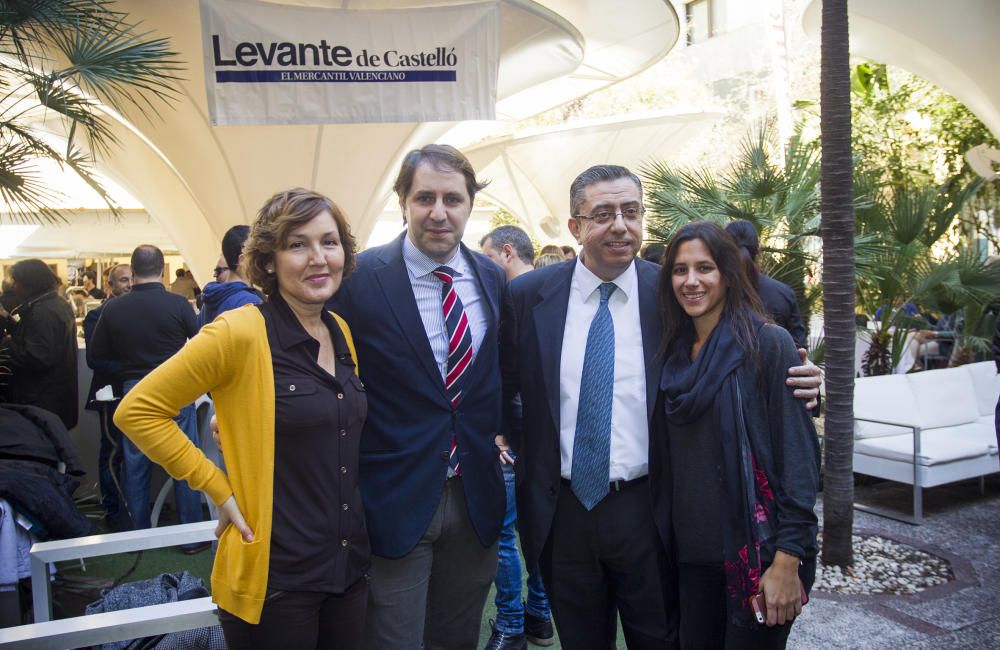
[243,188,356,297]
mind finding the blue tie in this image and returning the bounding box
[571,282,617,510]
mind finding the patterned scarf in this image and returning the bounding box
[660,314,777,627]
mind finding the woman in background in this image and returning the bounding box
[0,259,78,430]
[116,188,369,649]
[651,221,819,649]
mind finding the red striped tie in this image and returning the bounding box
[433,266,473,475]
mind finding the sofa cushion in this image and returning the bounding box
[854,423,995,466]
[854,374,921,439]
[906,367,979,429]
[963,361,1000,418]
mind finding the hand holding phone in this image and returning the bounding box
[750,580,809,625]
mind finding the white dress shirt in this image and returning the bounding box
[402,234,488,380]
[559,259,648,481]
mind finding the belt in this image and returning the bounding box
[561,475,648,492]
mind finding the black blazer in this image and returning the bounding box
[500,258,663,567]
[329,233,507,558]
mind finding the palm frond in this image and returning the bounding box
[0,140,66,222]
[49,14,183,120]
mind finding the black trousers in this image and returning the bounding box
[677,564,792,650]
[218,576,368,650]
[539,478,675,650]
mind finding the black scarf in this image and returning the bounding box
[660,314,776,627]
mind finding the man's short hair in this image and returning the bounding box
[132,245,165,278]
[569,165,643,218]
[393,144,488,204]
[724,220,761,261]
[641,242,666,264]
[222,225,251,270]
[175,268,185,279]
[481,225,534,265]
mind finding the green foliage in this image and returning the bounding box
[0,0,183,222]
[643,121,845,331]
[848,63,999,250]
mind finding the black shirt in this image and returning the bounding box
[260,294,369,593]
[90,283,198,380]
[669,410,724,565]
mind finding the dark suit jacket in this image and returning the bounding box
[500,258,664,568]
[329,233,506,558]
[757,273,807,349]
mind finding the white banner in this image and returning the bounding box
[200,0,500,125]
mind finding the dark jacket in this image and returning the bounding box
[0,404,86,474]
[90,282,198,381]
[197,281,263,327]
[650,324,820,565]
[328,233,507,558]
[757,273,807,350]
[1,291,78,430]
[499,258,664,569]
[83,301,123,410]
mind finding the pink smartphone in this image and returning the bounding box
[750,582,809,624]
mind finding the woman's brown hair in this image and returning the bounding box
[243,188,356,297]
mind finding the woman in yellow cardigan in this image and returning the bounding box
[116,188,369,649]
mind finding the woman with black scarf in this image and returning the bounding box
[0,259,78,430]
[650,222,820,649]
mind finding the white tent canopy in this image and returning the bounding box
[14,0,681,282]
[463,111,723,242]
[803,0,1000,139]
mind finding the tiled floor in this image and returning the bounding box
[791,476,1000,649]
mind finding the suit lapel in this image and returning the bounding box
[533,262,575,432]
[374,234,449,400]
[637,261,662,423]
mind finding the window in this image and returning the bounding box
[685,0,713,46]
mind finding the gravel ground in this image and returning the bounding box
[813,532,954,595]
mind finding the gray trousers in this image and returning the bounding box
[364,477,499,650]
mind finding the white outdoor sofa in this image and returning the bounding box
[853,361,999,524]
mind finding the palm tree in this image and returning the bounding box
[855,177,993,376]
[642,123,825,332]
[819,0,855,568]
[0,0,182,222]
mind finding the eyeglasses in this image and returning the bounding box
[212,267,228,277]
[573,205,645,225]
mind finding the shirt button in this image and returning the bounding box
[338,393,344,400]
[341,539,348,547]
[288,384,296,392]
[342,504,349,511]
[341,466,347,474]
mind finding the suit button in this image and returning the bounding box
[340,429,347,437]
[340,466,347,474]
[341,539,348,547]
[337,393,344,399]
[440,451,449,460]
[288,384,296,392]
[342,504,349,511]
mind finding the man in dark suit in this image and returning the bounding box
[725,219,808,349]
[501,165,821,648]
[329,144,507,650]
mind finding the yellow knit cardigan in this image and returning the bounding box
[114,305,356,624]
